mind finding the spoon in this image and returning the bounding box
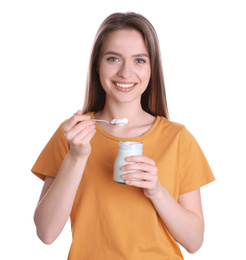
[90,117,128,126]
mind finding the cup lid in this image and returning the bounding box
[118,141,143,149]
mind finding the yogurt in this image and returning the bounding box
[111,117,128,126]
[113,141,143,184]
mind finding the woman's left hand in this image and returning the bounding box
[121,155,160,199]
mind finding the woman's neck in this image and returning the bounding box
[94,101,156,138]
[95,101,145,126]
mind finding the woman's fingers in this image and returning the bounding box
[74,109,83,115]
[62,114,91,136]
[62,111,96,158]
[122,170,155,179]
[127,155,156,166]
[121,162,156,174]
[82,126,96,144]
[70,123,96,145]
[65,120,95,142]
[121,156,157,174]
[121,155,159,192]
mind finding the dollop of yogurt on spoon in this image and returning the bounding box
[111,117,128,126]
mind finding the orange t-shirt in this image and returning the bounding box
[32,113,215,259]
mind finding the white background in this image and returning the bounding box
[1,0,245,259]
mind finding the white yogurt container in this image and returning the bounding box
[113,141,143,184]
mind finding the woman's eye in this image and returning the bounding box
[107,57,119,62]
[135,59,146,63]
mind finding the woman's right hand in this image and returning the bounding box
[62,110,96,159]
[35,110,96,244]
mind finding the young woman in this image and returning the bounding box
[32,12,215,259]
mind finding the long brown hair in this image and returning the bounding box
[82,12,169,119]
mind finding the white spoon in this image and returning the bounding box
[90,117,128,126]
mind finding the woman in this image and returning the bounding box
[32,12,215,259]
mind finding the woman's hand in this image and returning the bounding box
[35,110,96,244]
[62,110,96,159]
[121,156,205,253]
[121,155,160,199]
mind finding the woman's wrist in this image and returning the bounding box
[61,151,90,178]
[144,181,164,201]
[67,150,90,163]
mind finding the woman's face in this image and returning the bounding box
[97,29,151,105]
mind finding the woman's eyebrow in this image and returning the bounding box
[104,51,149,58]
[104,51,122,56]
[132,53,149,58]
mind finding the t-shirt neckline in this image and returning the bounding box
[90,112,161,142]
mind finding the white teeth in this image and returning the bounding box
[115,82,135,88]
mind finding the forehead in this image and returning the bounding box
[101,29,148,55]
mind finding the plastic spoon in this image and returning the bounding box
[90,117,128,126]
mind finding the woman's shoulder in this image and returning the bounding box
[157,116,185,132]
[157,116,202,146]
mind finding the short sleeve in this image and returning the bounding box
[179,127,215,194]
[31,121,69,181]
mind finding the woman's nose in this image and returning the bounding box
[117,61,133,79]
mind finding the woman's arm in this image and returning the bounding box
[34,111,96,244]
[34,153,90,244]
[149,186,204,254]
[121,155,204,254]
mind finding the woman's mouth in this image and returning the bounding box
[113,81,137,91]
[114,82,135,88]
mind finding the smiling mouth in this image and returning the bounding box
[113,82,136,88]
